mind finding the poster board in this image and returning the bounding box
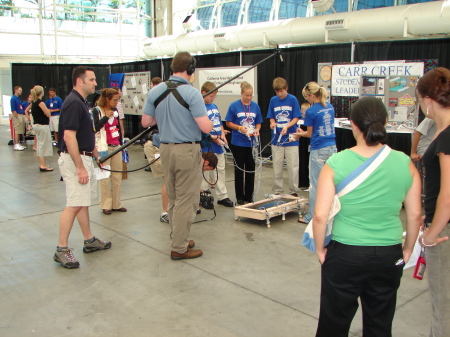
[121,71,150,115]
[388,75,418,127]
[192,66,257,119]
[331,62,424,97]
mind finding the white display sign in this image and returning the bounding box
[198,68,256,96]
[332,62,424,97]
[121,71,150,115]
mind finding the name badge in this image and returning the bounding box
[110,126,120,139]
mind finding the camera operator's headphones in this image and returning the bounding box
[186,56,196,76]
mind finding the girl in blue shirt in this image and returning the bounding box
[293,82,336,224]
[225,81,263,204]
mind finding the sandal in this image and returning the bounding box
[103,209,112,215]
[298,218,308,224]
[39,167,53,172]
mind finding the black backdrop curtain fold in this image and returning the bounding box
[354,38,450,68]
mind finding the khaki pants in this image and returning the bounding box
[425,224,450,337]
[99,146,123,210]
[160,143,201,253]
[33,124,53,157]
[271,145,300,194]
[12,113,26,135]
[143,141,163,178]
[201,152,228,200]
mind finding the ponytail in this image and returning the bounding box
[349,97,388,146]
[31,85,44,102]
[302,82,327,107]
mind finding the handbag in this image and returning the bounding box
[302,145,392,252]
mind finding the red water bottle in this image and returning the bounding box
[413,249,426,280]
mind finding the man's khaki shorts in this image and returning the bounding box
[12,113,26,135]
[144,141,163,178]
[58,153,97,207]
[49,115,60,132]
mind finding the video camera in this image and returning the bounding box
[199,190,214,209]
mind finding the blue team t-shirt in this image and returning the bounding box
[202,103,224,154]
[21,101,30,111]
[304,102,336,150]
[45,96,63,115]
[225,100,263,148]
[266,94,301,147]
[10,95,24,114]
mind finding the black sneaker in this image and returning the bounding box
[83,236,112,253]
[217,198,234,207]
[237,200,245,205]
[54,248,80,269]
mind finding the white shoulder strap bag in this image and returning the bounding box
[302,145,392,252]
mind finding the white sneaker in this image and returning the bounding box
[14,144,25,151]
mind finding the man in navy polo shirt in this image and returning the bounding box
[45,87,63,146]
[10,86,26,151]
[54,66,111,269]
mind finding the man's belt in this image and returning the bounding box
[161,141,201,145]
[61,150,93,157]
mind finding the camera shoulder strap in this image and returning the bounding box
[154,81,189,111]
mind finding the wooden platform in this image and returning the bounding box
[234,195,308,227]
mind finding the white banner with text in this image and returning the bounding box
[331,62,424,97]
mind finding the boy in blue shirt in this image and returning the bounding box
[45,87,63,145]
[10,86,26,151]
[267,77,301,196]
[200,81,234,207]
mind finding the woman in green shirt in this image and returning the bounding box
[313,97,422,337]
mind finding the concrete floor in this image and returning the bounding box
[0,124,430,337]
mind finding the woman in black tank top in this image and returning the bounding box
[31,85,53,171]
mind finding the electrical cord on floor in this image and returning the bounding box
[98,157,159,173]
[193,207,217,223]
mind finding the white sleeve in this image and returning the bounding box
[415,118,435,136]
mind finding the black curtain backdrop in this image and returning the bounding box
[354,38,450,68]
[11,38,450,142]
[11,63,110,102]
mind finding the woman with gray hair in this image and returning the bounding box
[31,85,53,171]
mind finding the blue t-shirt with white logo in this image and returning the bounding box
[266,94,301,147]
[304,102,336,150]
[225,100,263,147]
[202,103,224,154]
[45,96,63,116]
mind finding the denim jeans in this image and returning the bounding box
[304,145,336,223]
